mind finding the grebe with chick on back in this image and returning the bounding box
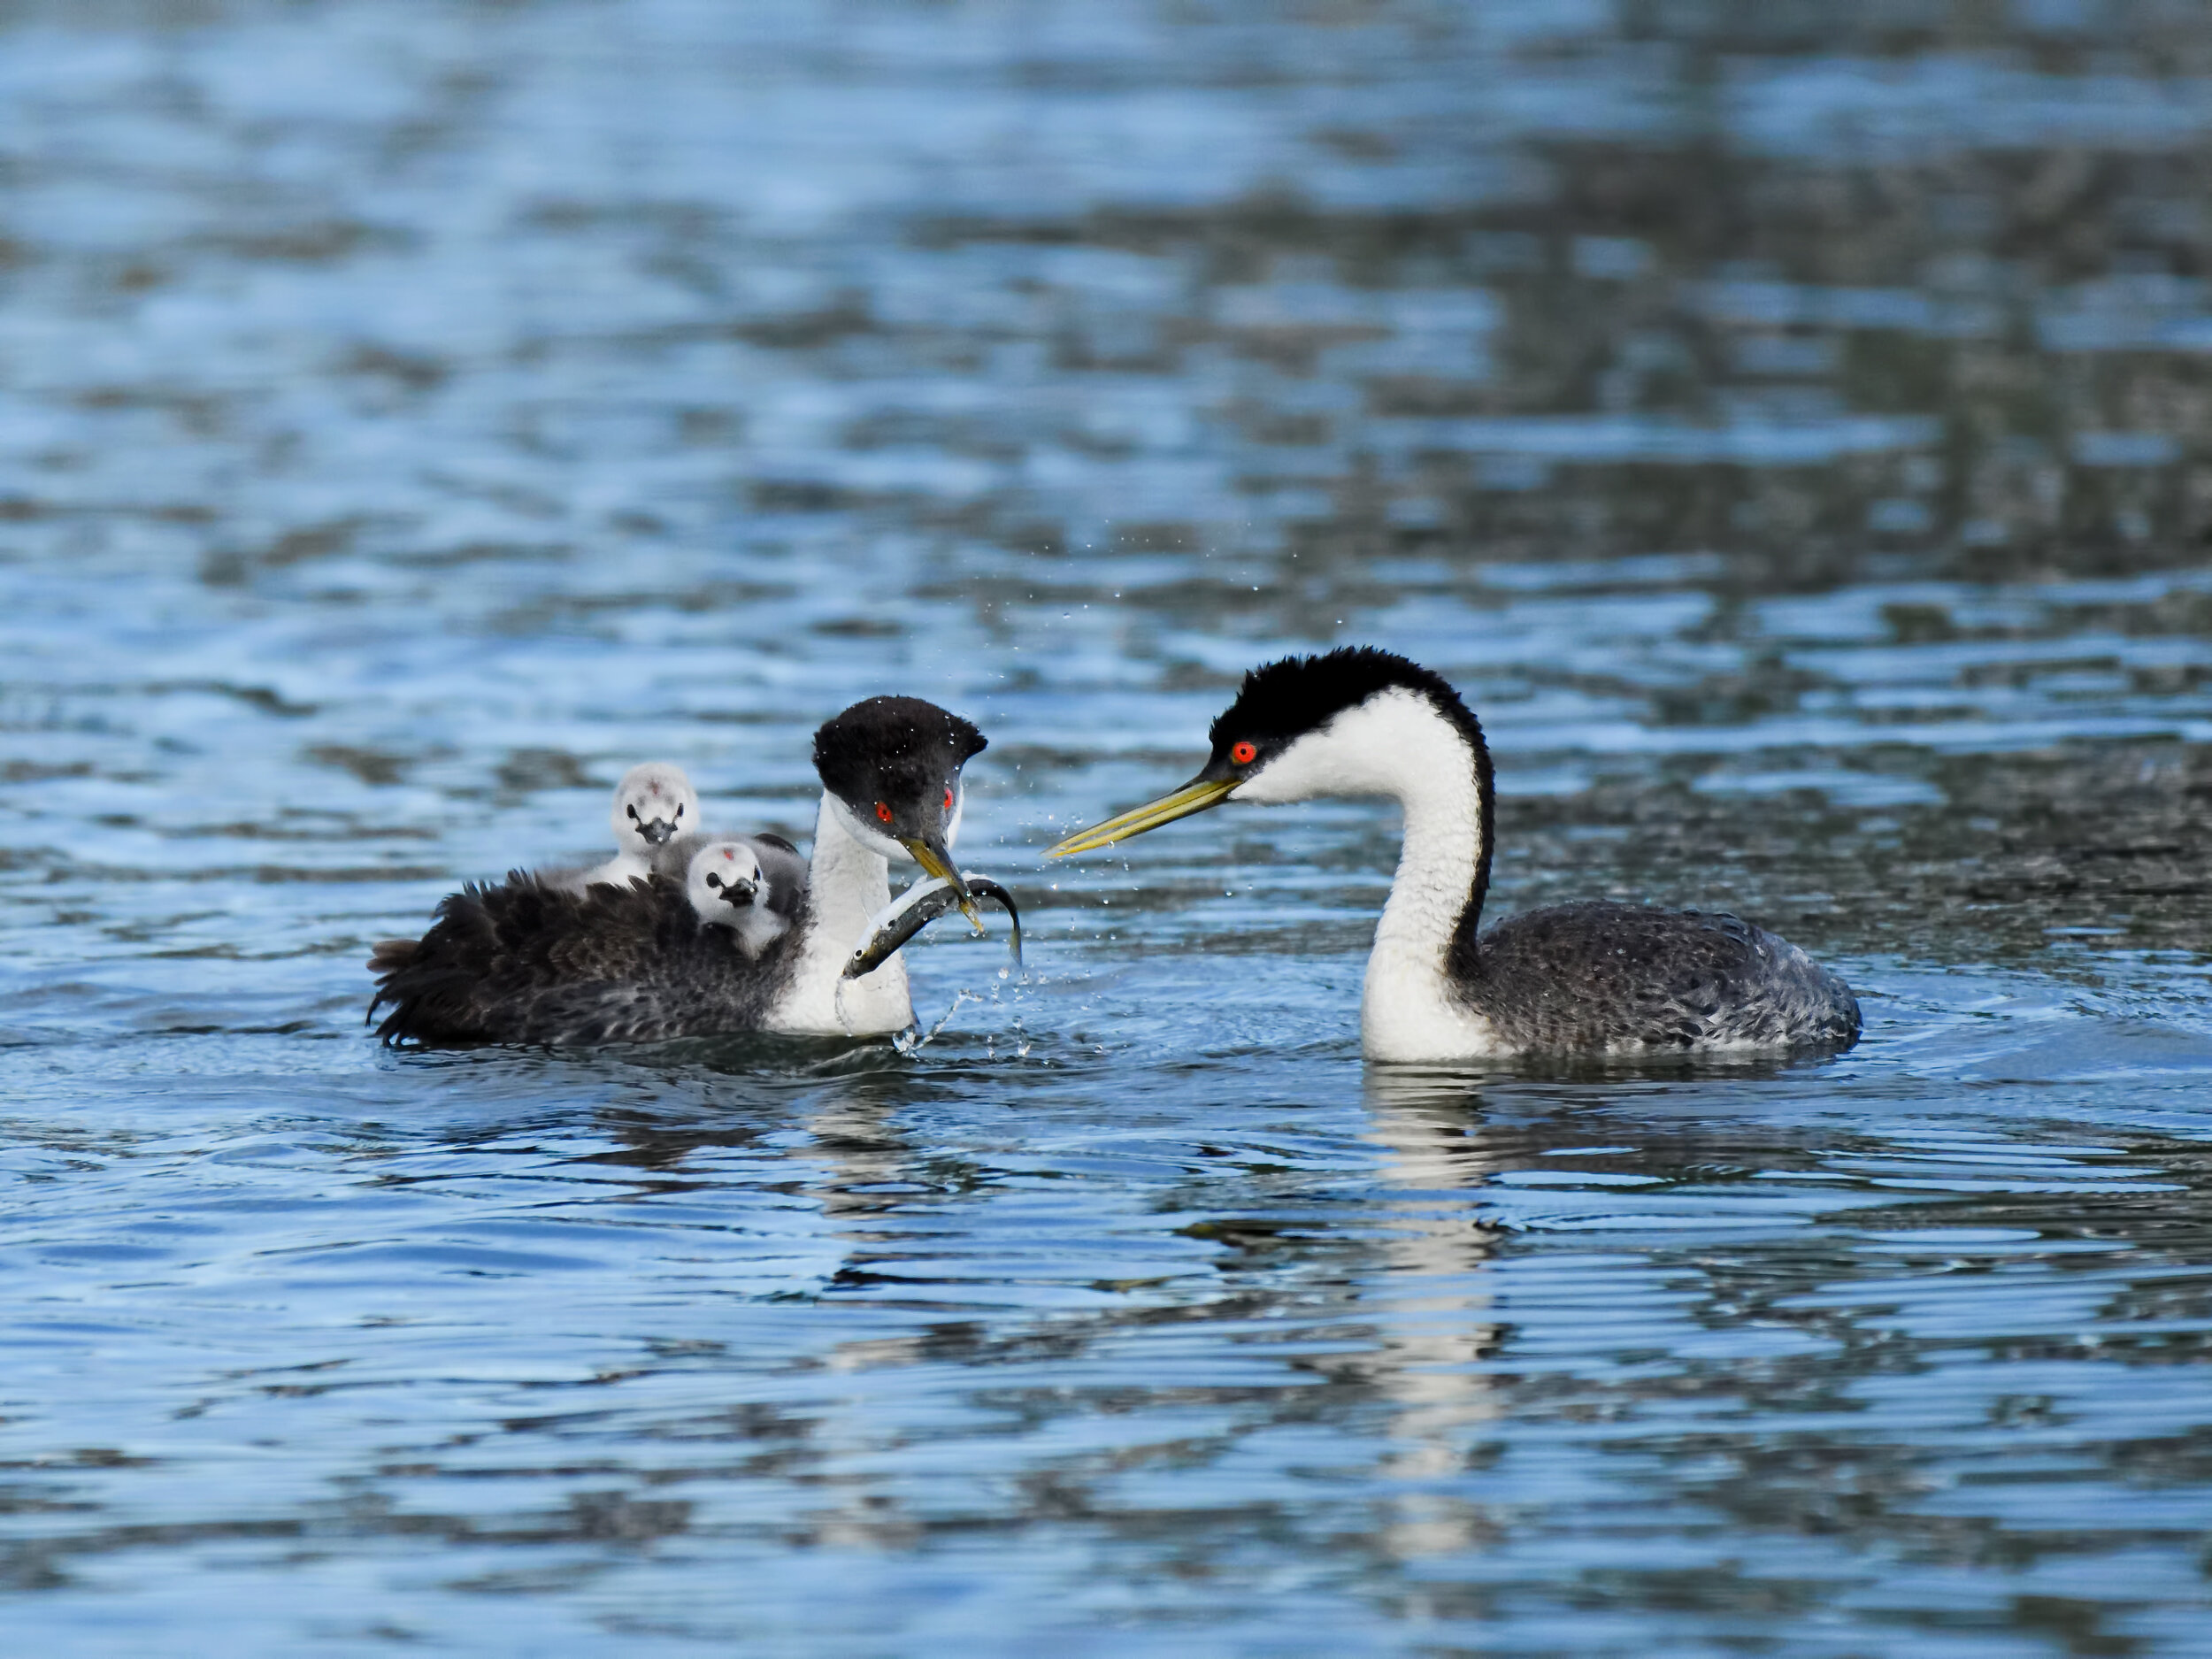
[1048,647,1860,1063]
[369,696,993,1046]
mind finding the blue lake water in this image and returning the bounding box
[4,2,2212,1651]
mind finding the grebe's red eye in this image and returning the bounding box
[1231,741,1258,765]
[875,802,893,824]
[943,786,954,810]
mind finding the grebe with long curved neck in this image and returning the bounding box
[1048,648,1859,1062]
[368,697,989,1046]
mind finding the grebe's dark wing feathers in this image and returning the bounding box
[371,873,710,1045]
[1465,902,1859,1053]
[751,837,810,918]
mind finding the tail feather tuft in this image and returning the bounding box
[367,938,418,976]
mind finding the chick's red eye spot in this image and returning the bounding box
[875,802,893,823]
[1232,741,1258,765]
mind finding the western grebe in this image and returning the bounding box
[369,697,991,1045]
[1048,648,1860,1063]
[563,761,700,891]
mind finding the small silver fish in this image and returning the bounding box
[845,875,1022,980]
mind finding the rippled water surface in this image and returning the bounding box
[5,2,2212,1651]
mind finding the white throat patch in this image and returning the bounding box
[1230,686,1499,1062]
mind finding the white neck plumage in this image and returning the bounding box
[764,792,914,1034]
[1237,687,1496,1061]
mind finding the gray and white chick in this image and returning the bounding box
[666,833,807,958]
[570,762,700,890]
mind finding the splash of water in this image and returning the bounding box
[892,987,979,1057]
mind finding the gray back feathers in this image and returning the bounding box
[1460,901,1860,1054]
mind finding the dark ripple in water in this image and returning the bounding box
[4,2,2212,1652]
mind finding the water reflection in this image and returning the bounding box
[1358,1072,1504,1565]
